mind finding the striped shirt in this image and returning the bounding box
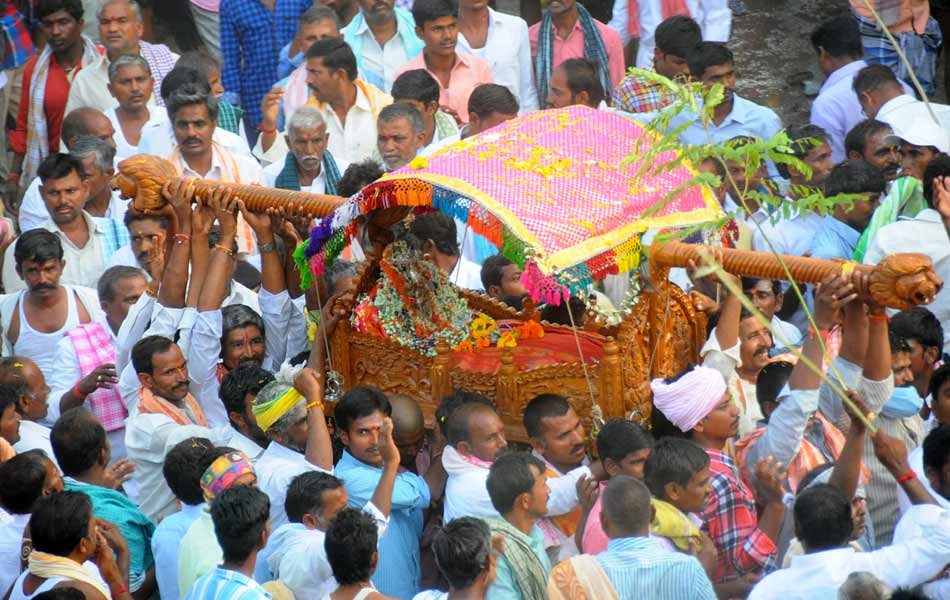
[185,567,271,600]
[596,537,717,599]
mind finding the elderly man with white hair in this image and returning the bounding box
[261,106,346,195]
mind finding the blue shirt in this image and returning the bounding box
[335,450,430,600]
[596,537,716,600]
[809,214,862,261]
[219,0,312,130]
[486,524,550,600]
[277,42,303,81]
[185,566,271,600]
[152,503,205,600]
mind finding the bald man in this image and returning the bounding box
[18,108,118,233]
[391,394,426,472]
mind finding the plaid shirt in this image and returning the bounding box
[217,100,244,135]
[703,448,777,583]
[1,2,34,70]
[96,216,131,262]
[219,0,311,129]
[612,69,675,114]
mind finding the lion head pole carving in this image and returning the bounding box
[112,154,346,217]
[650,240,943,311]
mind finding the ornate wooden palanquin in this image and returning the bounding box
[115,155,944,441]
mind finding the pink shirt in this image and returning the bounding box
[581,484,610,554]
[190,0,220,12]
[395,51,494,123]
[528,16,625,93]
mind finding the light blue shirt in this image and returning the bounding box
[153,503,205,600]
[277,42,303,81]
[335,450,430,600]
[185,566,271,600]
[809,214,861,261]
[486,524,551,600]
[596,537,716,600]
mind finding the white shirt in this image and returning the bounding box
[170,144,262,185]
[18,178,128,235]
[457,8,539,113]
[304,84,392,165]
[261,157,327,193]
[256,441,333,531]
[138,121,252,161]
[448,255,485,292]
[864,209,950,354]
[769,209,824,257]
[12,420,56,467]
[749,506,950,599]
[152,502,204,600]
[892,504,950,600]
[877,93,950,134]
[897,445,950,513]
[352,19,409,93]
[105,105,170,164]
[0,513,29,596]
[626,0,732,68]
[64,46,177,115]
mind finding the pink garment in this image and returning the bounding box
[66,322,126,433]
[284,63,310,120]
[190,0,220,12]
[651,365,727,433]
[849,0,929,34]
[394,52,494,123]
[528,17,625,97]
[581,483,609,554]
[626,0,692,38]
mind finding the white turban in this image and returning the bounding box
[651,366,728,432]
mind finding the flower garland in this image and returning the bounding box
[351,241,472,356]
[453,313,545,352]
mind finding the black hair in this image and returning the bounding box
[844,119,892,159]
[557,58,605,107]
[643,437,710,500]
[210,484,270,563]
[797,463,833,492]
[131,335,176,375]
[601,475,653,534]
[890,307,944,357]
[162,437,217,506]
[160,66,210,102]
[411,0,457,29]
[410,212,459,256]
[810,15,863,59]
[480,254,514,294]
[391,69,441,107]
[285,471,344,523]
[435,390,494,437]
[378,102,425,135]
[687,41,733,79]
[166,81,219,123]
[755,360,794,413]
[741,276,782,298]
[0,382,20,424]
[37,152,84,183]
[852,63,901,97]
[325,507,378,585]
[595,419,654,466]
[486,452,544,514]
[777,124,831,179]
[33,588,87,600]
[889,590,934,600]
[38,0,83,20]
[444,399,496,446]
[51,408,107,477]
[468,84,519,118]
[655,15,702,58]
[124,209,171,231]
[923,424,950,477]
[823,159,886,197]
[930,363,950,408]
[220,364,275,421]
[14,229,64,268]
[97,265,146,304]
[540,296,586,326]
[523,394,571,439]
[30,491,93,557]
[306,38,358,81]
[335,386,392,435]
[337,159,385,197]
[794,484,852,551]
[923,155,950,210]
[0,450,53,514]
[432,517,492,590]
[889,328,913,355]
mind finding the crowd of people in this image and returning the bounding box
[0,0,949,599]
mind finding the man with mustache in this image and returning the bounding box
[545,58,604,109]
[376,102,426,171]
[106,55,167,164]
[395,0,493,124]
[320,0,358,28]
[0,228,100,386]
[523,393,590,563]
[341,0,423,93]
[66,0,178,114]
[261,105,345,195]
[844,119,902,184]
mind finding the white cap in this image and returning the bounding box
[880,101,950,154]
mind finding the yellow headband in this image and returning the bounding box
[252,387,304,431]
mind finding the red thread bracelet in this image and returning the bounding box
[73,381,88,399]
[897,471,917,484]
